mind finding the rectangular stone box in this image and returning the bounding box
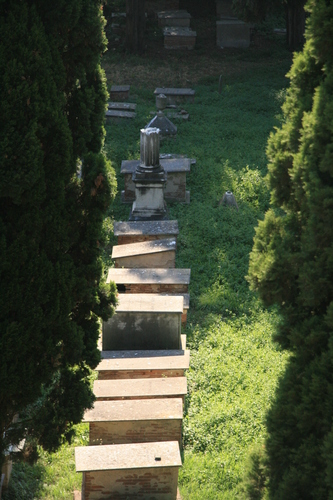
[85,398,183,446]
[216,19,250,48]
[75,441,181,500]
[97,344,190,380]
[102,293,183,350]
[114,220,179,245]
[112,238,177,269]
[94,377,187,403]
[107,268,190,294]
[108,102,136,111]
[121,158,190,203]
[163,27,196,50]
[160,293,189,326]
[109,85,130,101]
[154,88,195,104]
[105,109,136,121]
[158,10,191,27]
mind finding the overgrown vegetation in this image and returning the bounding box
[3,16,293,500]
[247,1,333,497]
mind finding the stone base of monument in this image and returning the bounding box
[216,19,250,48]
[121,158,190,204]
[114,220,179,245]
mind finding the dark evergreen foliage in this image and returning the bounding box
[0,0,117,465]
[247,0,333,497]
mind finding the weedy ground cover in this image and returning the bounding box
[4,17,292,500]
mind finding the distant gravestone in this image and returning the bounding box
[163,27,196,50]
[216,19,250,48]
[109,85,130,101]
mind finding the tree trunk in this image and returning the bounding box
[285,0,306,51]
[126,0,145,53]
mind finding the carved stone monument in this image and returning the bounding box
[130,128,168,221]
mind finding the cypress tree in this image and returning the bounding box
[247,0,333,497]
[0,0,117,464]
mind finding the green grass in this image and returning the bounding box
[4,41,292,499]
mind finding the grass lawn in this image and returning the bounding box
[4,16,292,500]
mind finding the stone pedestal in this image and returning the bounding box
[130,128,168,221]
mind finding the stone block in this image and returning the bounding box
[112,238,177,269]
[154,88,195,104]
[216,19,250,48]
[93,377,187,402]
[97,344,190,380]
[102,293,183,350]
[108,102,136,111]
[109,85,130,101]
[75,441,181,500]
[85,398,183,446]
[121,158,190,203]
[107,268,190,294]
[105,109,136,122]
[158,10,191,28]
[114,220,179,245]
[163,27,196,50]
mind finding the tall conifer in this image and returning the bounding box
[247,0,333,497]
[0,0,117,463]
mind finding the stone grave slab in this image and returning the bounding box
[109,84,130,101]
[105,109,136,122]
[107,268,190,294]
[93,376,187,402]
[158,10,191,27]
[102,293,183,350]
[85,398,183,446]
[112,238,177,269]
[154,87,195,104]
[108,102,136,111]
[75,441,181,500]
[216,19,250,48]
[121,157,190,203]
[97,346,190,380]
[163,27,196,50]
[114,220,179,244]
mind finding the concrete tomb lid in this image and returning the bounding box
[114,293,184,314]
[114,220,179,236]
[83,398,183,422]
[93,376,187,400]
[97,349,190,371]
[107,268,191,285]
[112,238,177,259]
[75,440,182,472]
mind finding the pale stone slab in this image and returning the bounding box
[112,238,176,260]
[105,110,136,119]
[75,441,181,471]
[84,398,183,422]
[108,102,136,111]
[114,220,179,238]
[115,293,183,313]
[158,10,191,27]
[154,88,195,104]
[107,268,191,285]
[97,349,190,373]
[94,377,187,400]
